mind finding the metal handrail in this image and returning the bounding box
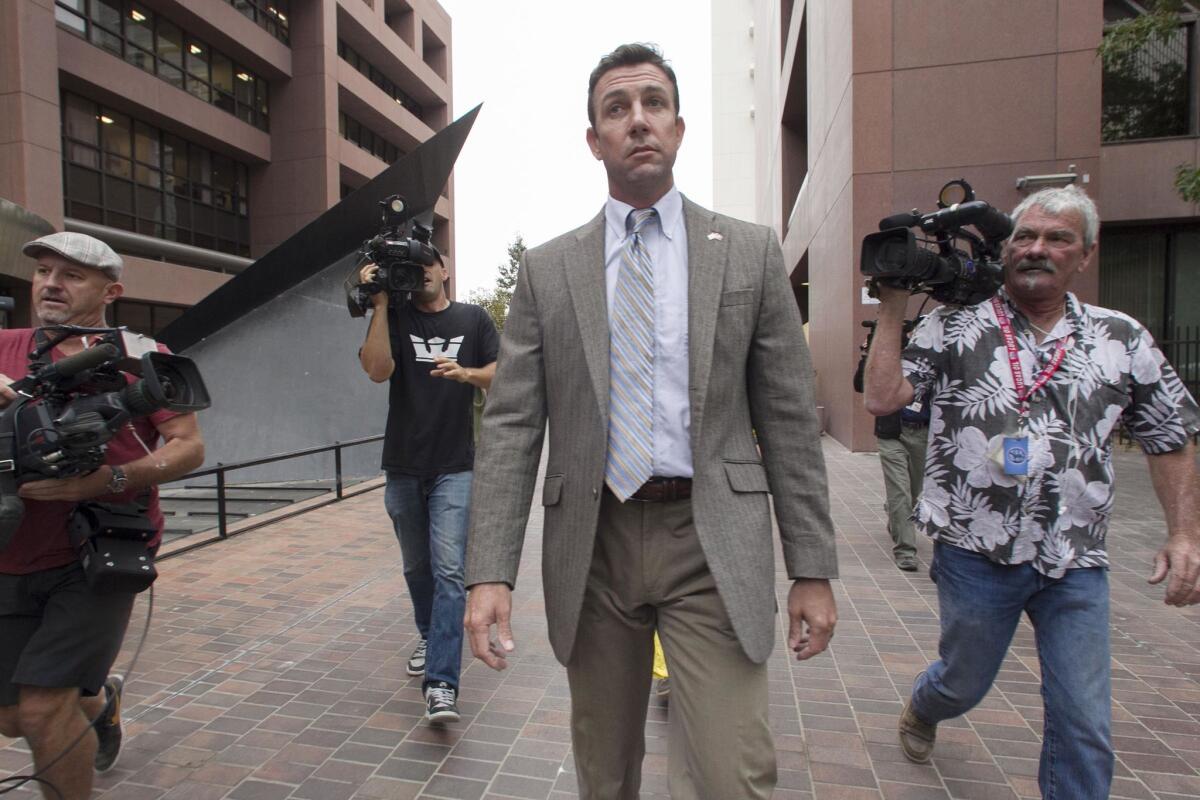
[160,434,385,558]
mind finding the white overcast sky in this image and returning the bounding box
[438,1,714,297]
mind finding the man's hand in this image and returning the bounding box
[464,582,516,670]
[431,357,472,383]
[787,578,837,661]
[1149,534,1200,606]
[358,262,388,311]
[18,467,110,502]
[0,373,16,408]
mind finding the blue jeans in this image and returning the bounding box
[384,471,472,691]
[912,542,1112,800]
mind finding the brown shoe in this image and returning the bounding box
[898,699,936,763]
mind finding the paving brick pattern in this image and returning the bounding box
[2,439,1199,799]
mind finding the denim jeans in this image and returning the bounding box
[384,470,472,691]
[911,542,1112,799]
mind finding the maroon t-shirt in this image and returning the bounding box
[0,329,177,574]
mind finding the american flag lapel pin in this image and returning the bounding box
[707,231,723,241]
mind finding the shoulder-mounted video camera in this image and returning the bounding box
[0,326,210,559]
[860,179,1012,306]
[345,194,439,317]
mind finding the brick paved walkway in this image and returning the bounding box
[3,438,1199,799]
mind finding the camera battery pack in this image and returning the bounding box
[69,502,159,593]
[77,536,157,593]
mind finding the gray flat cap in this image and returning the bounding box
[22,232,124,281]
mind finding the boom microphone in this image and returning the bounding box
[8,344,122,394]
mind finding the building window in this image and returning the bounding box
[337,39,426,121]
[338,112,404,164]
[1101,1,1198,142]
[55,1,270,131]
[1100,223,1200,398]
[62,92,251,258]
[111,299,185,338]
[225,0,289,45]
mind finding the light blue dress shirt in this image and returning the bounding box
[604,186,692,479]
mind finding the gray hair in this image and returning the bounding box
[1009,185,1100,250]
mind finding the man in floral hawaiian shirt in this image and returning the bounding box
[864,185,1200,799]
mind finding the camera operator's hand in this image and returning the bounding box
[0,373,18,408]
[431,357,471,383]
[17,467,110,502]
[358,262,388,312]
[871,279,911,308]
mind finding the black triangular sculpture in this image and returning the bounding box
[159,104,481,351]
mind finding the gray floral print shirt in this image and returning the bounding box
[902,289,1200,577]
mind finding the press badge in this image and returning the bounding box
[1003,436,1030,476]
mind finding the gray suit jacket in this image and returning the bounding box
[466,197,836,665]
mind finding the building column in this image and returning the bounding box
[0,0,64,228]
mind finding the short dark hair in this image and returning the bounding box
[587,43,680,128]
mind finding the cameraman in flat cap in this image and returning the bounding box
[0,232,204,799]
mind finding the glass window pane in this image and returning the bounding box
[100,110,131,157]
[162,134,188,179]
[106,211,135,232]
[158,63,183,90]
[104,154,132,179]
[55,6,86,36]
[187,76,211,103]
[67,165,102,205]
[135,164,160,188]
[214,91,235,114]
[67,142,100,169]
[125,45,154,74]
[69,203,104,224]
[165,195,190,228]
[193,204,214,234]
[156,20,183,67]
[89,0,121,32]
[136,185,162,220]
[63,94,99,145]
[104,176,134,213]
[126,5,154,51]
[185,40,209,82]
[137,219,163,239]
[235,70,255,105]
[189,147,211,186]
[89,26,122,57]
[133,122,159,167]
[211,52,234,95]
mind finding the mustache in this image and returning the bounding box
[1015,258,1056,273]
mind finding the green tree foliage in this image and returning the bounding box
[467,234,526,333]
[1099,0,1200,201]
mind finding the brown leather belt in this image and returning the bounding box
[628,477,692,502]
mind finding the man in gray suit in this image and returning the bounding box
[464,43,838,798]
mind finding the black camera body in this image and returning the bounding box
[0,326,211,566]
[346,194,438,317]
[860,180,1012,307]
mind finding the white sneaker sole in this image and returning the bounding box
[426,709,460,724]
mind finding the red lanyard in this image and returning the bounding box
[990,296,1068,419]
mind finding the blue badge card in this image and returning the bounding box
[1003,436,1029,476]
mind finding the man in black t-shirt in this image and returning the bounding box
[358,251,499,724]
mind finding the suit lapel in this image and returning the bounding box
[564,211,610,420]
[684,197,728,443]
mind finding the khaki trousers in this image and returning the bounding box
[566,492,776,799]
[877,423,928,559]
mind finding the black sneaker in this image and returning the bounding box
[424,681,460,724]
[93,675,124,772]
[406,638,427,676]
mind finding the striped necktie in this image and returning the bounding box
[606,208,658,502]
